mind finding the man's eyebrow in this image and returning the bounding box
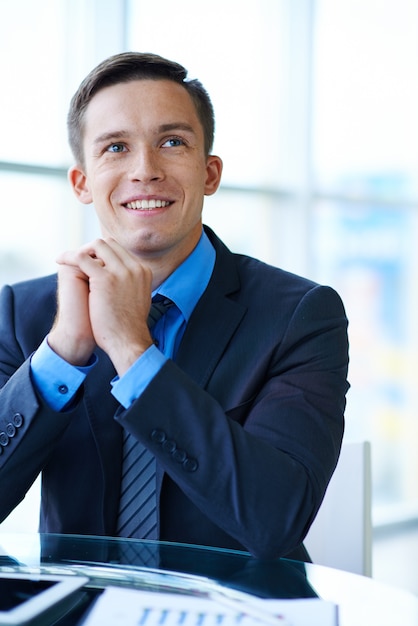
[93,130,128,145]
[158,122,197,135]
[92,123,197,146]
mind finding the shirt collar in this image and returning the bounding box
[152,230,216,322]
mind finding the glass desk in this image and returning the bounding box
[0,533,417,625]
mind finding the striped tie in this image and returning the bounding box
[116,297,173,539]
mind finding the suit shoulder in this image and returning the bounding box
[3,274,57,303]
[0,274,59,400]
[234,252,318,293]
[231,252,346,317]
[207,225,318,294]
[0,274,58,343]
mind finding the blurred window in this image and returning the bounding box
[312,0,418,523]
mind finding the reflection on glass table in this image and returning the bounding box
[0,533,416,626]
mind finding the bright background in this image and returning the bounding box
[1,0,418,589]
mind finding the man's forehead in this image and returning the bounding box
[83,79,203,140]
[88,78,194,109]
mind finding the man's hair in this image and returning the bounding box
[67,51,215,165]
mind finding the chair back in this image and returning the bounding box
[304,440,372,576]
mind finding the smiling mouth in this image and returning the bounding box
[125,199,171,210]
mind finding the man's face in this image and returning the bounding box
[69,79,222,263]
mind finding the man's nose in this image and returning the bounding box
[130,147,164,182]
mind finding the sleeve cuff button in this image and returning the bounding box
[13,413,23,427]
[183,457,198,472]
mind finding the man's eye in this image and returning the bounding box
[106,143,126,153]
[162,137,184,148]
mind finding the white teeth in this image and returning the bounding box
[126,199,168,210]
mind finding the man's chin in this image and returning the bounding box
[122,232,167,258]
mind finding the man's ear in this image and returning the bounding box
[204,155,223,196]
[68,165,93,205]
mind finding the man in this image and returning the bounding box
[0,52,349,561]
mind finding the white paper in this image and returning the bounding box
[247,597,338,626]
[81,587,337,626]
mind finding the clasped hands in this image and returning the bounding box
[48,238,154,376]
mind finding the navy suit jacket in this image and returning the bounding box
[0,227,349,560]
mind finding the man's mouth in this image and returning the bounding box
[125,199,171,210]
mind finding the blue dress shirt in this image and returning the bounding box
[31,231,215,411]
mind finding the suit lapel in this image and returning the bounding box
[175,228,247,388]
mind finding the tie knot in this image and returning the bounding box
[147,297,173,330]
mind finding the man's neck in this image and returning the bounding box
[145,237,203,291]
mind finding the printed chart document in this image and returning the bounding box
[81,587,338,626]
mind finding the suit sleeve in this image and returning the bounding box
[115,284,349,559]
[0,284,72,521]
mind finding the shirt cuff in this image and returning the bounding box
[30,337,97,411]
[111,344,167,409]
